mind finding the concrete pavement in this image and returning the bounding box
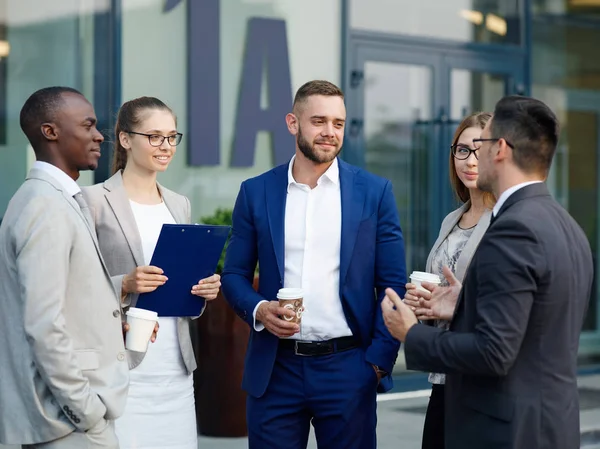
[3,372,600,448]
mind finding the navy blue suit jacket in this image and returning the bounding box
[222,159,406,398]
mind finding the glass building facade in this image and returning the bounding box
[2,0,600,380]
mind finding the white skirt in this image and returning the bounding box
[115,317,197,449]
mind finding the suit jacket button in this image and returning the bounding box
[117,352,125,361]
[113,310,120,318]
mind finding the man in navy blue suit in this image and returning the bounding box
[222,80,406,449]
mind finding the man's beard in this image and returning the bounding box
[297,125,341,164]
[476,171,493,193]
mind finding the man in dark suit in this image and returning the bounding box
[382,95,593,449]
[222,80,406,449]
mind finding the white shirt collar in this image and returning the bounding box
[492,181,543,217]
[32,161,81,197]
[287,155,339,191]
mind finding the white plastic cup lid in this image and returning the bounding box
[277,288,304,300]
[410,271,442,284]
[126,307,158,321]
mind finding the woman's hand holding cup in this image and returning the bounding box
[403,282,432,311]
[403,271,441,319]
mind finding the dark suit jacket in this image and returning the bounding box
[221,158,406,398]
[405,182,592,449]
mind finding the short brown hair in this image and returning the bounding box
[292,80,344,112]
[449,112,495,207]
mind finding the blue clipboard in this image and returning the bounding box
[135,224,230,317]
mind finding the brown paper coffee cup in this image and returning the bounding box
[277,288,305,324]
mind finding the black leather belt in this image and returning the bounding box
[279,336,358,356]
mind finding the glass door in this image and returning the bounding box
[349,52,439,273]
[345,41,524,380]
[345,45,451,274]
[346,43,524,275]
[439,53,526,212]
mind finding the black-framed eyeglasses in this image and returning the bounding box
[472,138,514,149]
[125,131,183,147]
[451,144,479,160]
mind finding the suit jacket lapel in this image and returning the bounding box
[159,184,186,224]
[425,202,470,273]
[450,209,493,320]
[266,163,289,281]
[103,172,145,267]
[494,182,550,221]
[452,184,549,323]
[339,161,365,286]
[26,169,114,281]
[453,209,492,282]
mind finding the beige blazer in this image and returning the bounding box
[82,171,202,374]
[0,169,129,445]
[425,201,492,285]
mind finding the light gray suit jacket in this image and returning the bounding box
[425,201,492,284]
[423,201,492,382]
[0,169,129,445]
[82,171,202,374]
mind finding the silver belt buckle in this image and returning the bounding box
[294,340,309,356]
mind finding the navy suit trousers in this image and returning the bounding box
[247,346,378,449]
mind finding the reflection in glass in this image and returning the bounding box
[350,0,521,45]
[532,5,600,335]
[363,61,432,274]
[451,69,505,119]
[544,105,599,332]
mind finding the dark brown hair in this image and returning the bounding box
[112,96,176,174]
[490,95,559,176]
[449,112,495,207]
[292,80,344,112]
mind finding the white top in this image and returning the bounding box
[116,200,195,448]
[128,200,185,371]
[129,200,176,266]
[32,161,81,196]
[253,156,352,341]
[493,181,543,217]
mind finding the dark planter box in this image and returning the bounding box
[192,277,255,437]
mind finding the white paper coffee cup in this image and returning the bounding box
[276,288,304,300]
[125,307,158,353]
[409,271,442,293]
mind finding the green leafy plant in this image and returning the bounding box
[199,207,259,277]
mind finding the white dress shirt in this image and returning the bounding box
[493,181,543,217]
[32,161,81,197]
[253,156,353,341]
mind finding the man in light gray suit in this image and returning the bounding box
[0,87,129,448]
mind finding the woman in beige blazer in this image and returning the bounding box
[403,112,495,449]
[82,96,221,449]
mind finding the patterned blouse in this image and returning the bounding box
[428,222,475,385]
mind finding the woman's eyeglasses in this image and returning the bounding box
[451,145,479,160]
[126,131,183,147]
